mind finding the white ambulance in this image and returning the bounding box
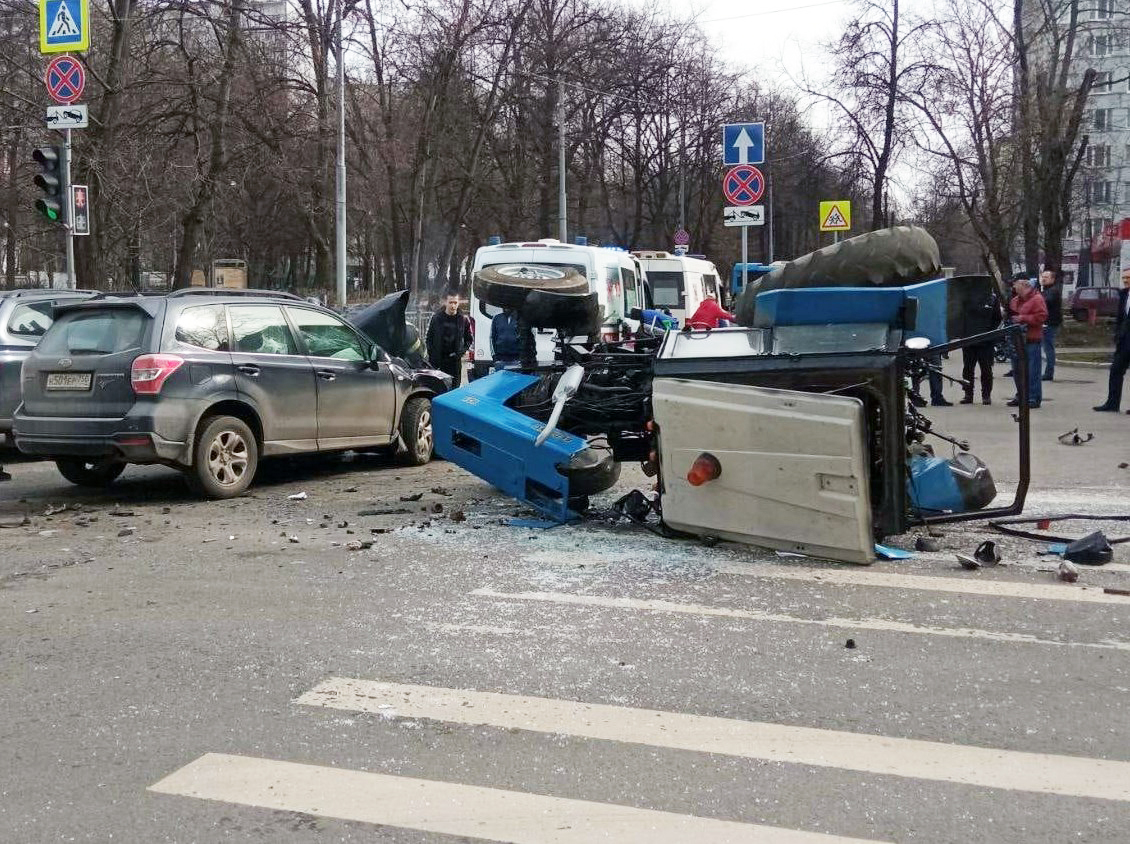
[631,251,724,326]
[469,239,648,378]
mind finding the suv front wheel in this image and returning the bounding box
[56,458,126,488]
[398,397,433,465]
[187,415,258,498]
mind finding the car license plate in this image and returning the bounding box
[45,372,92,391]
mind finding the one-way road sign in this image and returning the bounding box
[722,122,764,165]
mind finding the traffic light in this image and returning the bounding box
[32,146,64,223]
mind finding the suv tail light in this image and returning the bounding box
[687,452,722,486]
[131,354,184,395]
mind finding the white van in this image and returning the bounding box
[469,239,648,377]
[632,251,724,326]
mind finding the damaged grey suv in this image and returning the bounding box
[14,289,449,498]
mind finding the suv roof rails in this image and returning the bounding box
[166,288,305,301]
[0,288,100,298]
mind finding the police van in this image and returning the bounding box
[469,239,648,378]
[631,251,724,326]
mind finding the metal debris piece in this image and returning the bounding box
[1057,428,1094,446]
[974,540,1001,565]
[400,492,424,502]
[845,639,857,649]
[915,536,941,552]
[358,507,410,516]
[956,554,981,570]
[1103,587,1130,596]
[287,492,308,501]
[430,487,452,496]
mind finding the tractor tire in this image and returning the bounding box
[55,457,126,488]
[473,264,589,310]
[734,225,941,326]
[520,289,601,335]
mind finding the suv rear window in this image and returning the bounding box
[7,302,55,337]
[38,309,148,356]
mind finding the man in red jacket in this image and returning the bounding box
[1007,276,1049,408]
[687,294,735,329]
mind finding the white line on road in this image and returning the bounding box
[298,678,1130,803]
[470,588,1130,652]
[715,562,1130,604]
[149,753,881,844]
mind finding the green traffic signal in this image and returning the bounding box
[32,145,64,224]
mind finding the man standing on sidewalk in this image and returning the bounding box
[1007,276,1048,409]
[959,281,1003,405]
[1093,274,1130,413]
[1039,269,1063,381]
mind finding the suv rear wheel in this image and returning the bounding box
[187,415,258,498]
[398,397,433,465]
[55,457,126,488]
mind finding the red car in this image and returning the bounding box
[1069,286,1122,321]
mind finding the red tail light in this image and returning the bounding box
[131,354,184,395]
[687,452,722,486]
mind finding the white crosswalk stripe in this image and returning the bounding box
[471,588,1130,652]
[297,677,1130,802]
[150,753,884,843]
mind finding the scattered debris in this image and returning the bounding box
[1104,587,1130,597]
[400,492,424,502]
[845,639,857,649]
[430,487,452,496]
[43,504,67,516]
[287,535,300,543]
[1063,531,1114,566]
[0,516,31,529]
[449,510,466,523]
[957,554,981,570]
[162,506,172,514]
[25,608,38,614]
[117,527,136,537]
[358,507,410,516]
[974,540,1001,565]
[37,530,58,537]
[344,487,359,493]
[875,544,914,560]
[337,521,349,529]
[1120,463,1129,470]
[431,502,444,513]
[1058,561,1080,583]
[108,509,136,517]
[346,540,374,551]
[287,492,308,501]
[915,536,941,552]
[1057,428,1094,446]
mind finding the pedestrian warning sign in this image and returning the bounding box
[40,0,89,54]
[819,200,851,232]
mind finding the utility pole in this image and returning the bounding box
[334,2,348,308]
[63,128,74,289]
[557,78,567,242]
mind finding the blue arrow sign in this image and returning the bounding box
[722,122,765,166]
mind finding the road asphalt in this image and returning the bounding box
[1,359,1128,843]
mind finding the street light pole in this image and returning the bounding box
[335,3,347,308]
[557,78,567,242]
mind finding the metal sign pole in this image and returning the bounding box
[63,126,74,289]
[767,169,774,262]
[741,226,748,291]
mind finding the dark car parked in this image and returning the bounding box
[13,289,449,498]
[1069,286,1122,321]
[0,288,99,443]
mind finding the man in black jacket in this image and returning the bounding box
[1039,269,1063,381]
[426,291,473,387]
[1094,276,1130,412]
[958,279,1004,405]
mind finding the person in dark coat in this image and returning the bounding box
[425,291,473,387]
[490,308,529,370]
[1094,275,1130,412]
[1039,269,1063,381]
[958,280,1004,405]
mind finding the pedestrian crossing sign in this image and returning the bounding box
[40,0,89,54]
[819,201,851,232]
